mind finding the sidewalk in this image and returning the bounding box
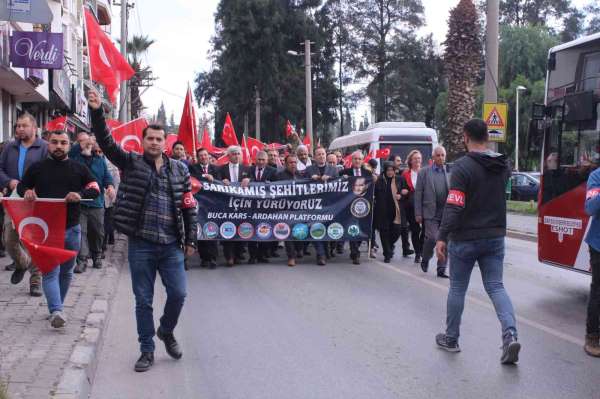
[0,237,125,399]
[507,212,537,240]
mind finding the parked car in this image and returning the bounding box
[510,172,540,201]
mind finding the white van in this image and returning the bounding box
[328,122,439,171]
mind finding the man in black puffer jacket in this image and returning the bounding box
[88,90,197,373]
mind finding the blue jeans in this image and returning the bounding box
[128,237,187,353]
[313,242,327,257]
[43,225,82,313]
[446,237,517,341]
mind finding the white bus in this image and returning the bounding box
[328,122,439,169]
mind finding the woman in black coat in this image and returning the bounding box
[374,162,403,263]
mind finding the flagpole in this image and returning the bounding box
[83,7,94,84]
[189,84,198,162]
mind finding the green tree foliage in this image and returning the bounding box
[195,0,338,145]
[345,0,425,122]
[500,0,571,26]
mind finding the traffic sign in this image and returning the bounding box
[483,103,508,142]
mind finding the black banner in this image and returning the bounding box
[195,177,374,241]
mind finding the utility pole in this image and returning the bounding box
[484,0,499,151]
[255,86,261,141]
[304,40,314,155]
[118,0,129,123]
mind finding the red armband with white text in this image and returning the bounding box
[587,188,600,200]
[181,191,197,209]
[446,190,465,207]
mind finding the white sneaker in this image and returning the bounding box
[49,311,66,328]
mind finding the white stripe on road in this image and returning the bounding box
[373,260,585,347]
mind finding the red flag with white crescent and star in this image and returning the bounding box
[177,87,198,160]
[84,9,135,103]
[285,120,294,137]
[221,113,239,147]
[2,199,77,274]
[110,117,148,154]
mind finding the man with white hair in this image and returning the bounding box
[295,145,311,174]
[415,145,449,278]
[218,145,250,266]
[342,151,373,264]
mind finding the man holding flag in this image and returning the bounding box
[88,89,197,373]
[16,131,100,328]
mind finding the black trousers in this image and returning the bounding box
[285,241,303,259]
[198,240,218,261]
[103,207,115,249]
[379,224,401,259]
[248,242,271,260]
[588,246,600,335]
[223,242,245,261]
[350,241,361,259]
[403,204,423,255]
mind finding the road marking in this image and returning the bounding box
[373,260,584,347]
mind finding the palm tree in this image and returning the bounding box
[126,35,155,119]
[443,0,482,159]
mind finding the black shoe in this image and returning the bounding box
[437,270,449,278]
[157,327,183,359]
[208,261,217,269]
[248,257,257,265]
[384,257,391,263]
[10,269,26,284]
[0,250,5,257]
[414,254,422,264]
[296,251,304,259]
[303,249,311,256]
[74,261,86,274]
[257,257,269,263]
[4,262,15,271]
[421,260,429,273]
[403,249,415,257]
[336,247,343,255]
[352,257,360,265]
[200,260,209,268]
[134,352,154,372]
[501,332,521,364]
[317,256,326,266]
[30,284,42,297]
[270,250,280,258]
[93,257,103,269]
[436,333,460,352]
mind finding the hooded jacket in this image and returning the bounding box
[437,150,510,242]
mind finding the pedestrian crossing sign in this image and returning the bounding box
[483,103,508,142]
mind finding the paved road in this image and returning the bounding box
[507,213,537,236]
[90,238,598,399]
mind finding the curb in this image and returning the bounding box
[51,237,127,399]
[507,229,537,242]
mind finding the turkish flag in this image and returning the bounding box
[3,199,77,274]
[302,134,311,151]
[214,153,229,166]
[285,120,294,137]
[84,9,135,103]
[201,128,213,152]
[46,116,67,131]
[221,113,239,147]
[241,136,251,166]
[246,137,265,161]
[376,147,391,159]
[111,117,148,154]
[364,150,375,164]
[178,87,198,160]
[165,134,178,156]
[343,154,352,169]
[106,119,122,129]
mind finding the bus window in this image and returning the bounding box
[559,124,578,166]
[581,52,600,92]
[387,143,433,164]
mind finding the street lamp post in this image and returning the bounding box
[515,85,527,171]
[287,40,314,155]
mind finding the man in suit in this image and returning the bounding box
[342,151,373,264]
[415,146,449,278]
[248,150,277,264]
[305,147,339,266]
[275,154,304,267]
[189,148,219,269]
[218,145,250,266]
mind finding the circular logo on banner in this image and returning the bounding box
[292,223,309,240]
[347,224,361,238]
[327,223,344,240]
[220,222,237,240]
[273,223,291,240]
[310,223,326,240]
[203,222,219,240]
[256,223,272,239]
[238,223,254,240]
[350,198,371,218]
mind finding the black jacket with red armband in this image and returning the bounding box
[437,151,510,243]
